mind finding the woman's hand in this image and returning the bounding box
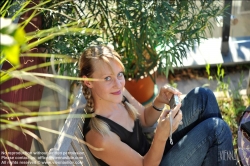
[154,103,182,141]
[155,85,182,106]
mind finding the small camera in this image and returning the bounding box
[169,95,179,109]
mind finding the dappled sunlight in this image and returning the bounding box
[194,87,200,94]
[239,45,250,60]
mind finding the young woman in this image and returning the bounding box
[79,45,236,166]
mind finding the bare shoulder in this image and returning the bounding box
[86,129,105,143]
[85,129,120,158]
[85,129,115,150]
[85,129,143,166]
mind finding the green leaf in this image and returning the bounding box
[221,68,225,77]
[14,27,26,45]
[4,44,20,66]
[1,24,17,35]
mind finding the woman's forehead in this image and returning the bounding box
[92,59,123,75]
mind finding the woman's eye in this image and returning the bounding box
[118,72,124,77]
[104,76,111,81]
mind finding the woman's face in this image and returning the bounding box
[88,58,125,104]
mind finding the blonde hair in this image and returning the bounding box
[79,45,138,136]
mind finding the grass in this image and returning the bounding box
[218,94,249,146]
[215,70,249,162]
[206,64,250,149]
[217,88,249,165]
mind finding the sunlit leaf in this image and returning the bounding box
[0,119,103,151]
[0,140,13,165]
[13,127,48,152]
[0,108,71,117]
[7,71,66,96]
[0,17,12,29]
[0,34,15,46]
[28,72,103,81]
[0,60,76,83]
[14,27,26,45]
[4,44,20,66]
[0,81,36,94]
[202,83,210,87]
[0,139,41,165]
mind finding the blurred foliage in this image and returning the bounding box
[0,17,25,66]
[40,0,227,81]
[40,0,101,78]
[0,0,101,161]
[1,0,102,83]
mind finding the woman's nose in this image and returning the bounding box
[114,78,122,87]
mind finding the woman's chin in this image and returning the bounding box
[113,95,123,103]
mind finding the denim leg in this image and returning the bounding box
[181,87,222,121]
[160,118,236,166]
[164,87,223,153]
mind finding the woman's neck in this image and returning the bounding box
[94,102,123,118]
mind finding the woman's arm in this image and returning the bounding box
[86,105,182,166]
[123,85,182,127]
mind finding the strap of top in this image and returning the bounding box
[122,95,129,104]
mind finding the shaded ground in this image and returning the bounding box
[168,64,250,82]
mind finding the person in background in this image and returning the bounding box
[79,45,236,166]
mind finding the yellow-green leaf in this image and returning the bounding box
[4,44,20,66]
[14,28,26,45]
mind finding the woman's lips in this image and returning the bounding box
[111,90,121,95]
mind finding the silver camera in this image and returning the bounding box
[169,94,179,109]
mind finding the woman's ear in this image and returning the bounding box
[83,76,93,88]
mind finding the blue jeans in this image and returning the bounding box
[160,87,237,166]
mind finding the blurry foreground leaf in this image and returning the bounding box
[3,44,20,66]
[0,17,26,66]
[0,139,42,165]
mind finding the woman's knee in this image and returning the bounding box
[188,87,218,109]
[204,118,232,138]
[191,87,215,98]
[184,87,213,102]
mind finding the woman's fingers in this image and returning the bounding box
[159,109,170,121]
[169,104,183,131]
[171,103,181,118]
[157,106,183,139]
[161,85,182,105]
[164,85,182,95]
[159,103,182,125]
[156,85,182,107]
[174,110,183,125]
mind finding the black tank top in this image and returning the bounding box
[83,100,150,166]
